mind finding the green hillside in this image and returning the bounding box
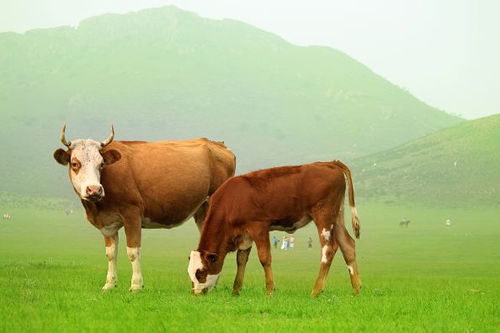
[351,114,500,206]
[0,6,461,198]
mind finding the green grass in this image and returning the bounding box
[0,203,498,332]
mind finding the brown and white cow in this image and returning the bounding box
[53,125,236,291]
[188,161,361,296]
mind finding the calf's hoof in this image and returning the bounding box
[310,289,323,297]
[232,289,240,296]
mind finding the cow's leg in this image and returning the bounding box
[250,229,274,296]
[232,247,252,296]
[310,209,339,297]
[193,201,208,232]
[102,233,119,291]
[334,221,362,294]
[122,209,143,292]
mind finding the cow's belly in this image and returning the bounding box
[269,215,312,233]
[141,199,206,229]
[141,217,185,229]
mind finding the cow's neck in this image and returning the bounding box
[198,214,234,258]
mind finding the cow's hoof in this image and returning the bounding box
[129,285,144,292]
[101,283,117,291]
[232,290,240,296]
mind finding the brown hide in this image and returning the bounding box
[80,138,235,231]
[199,162,347,253]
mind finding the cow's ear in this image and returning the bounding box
[205,252,218,263]
[53,149,70,166]
[102,149,121,165]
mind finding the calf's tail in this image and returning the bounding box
[331,160,360,239]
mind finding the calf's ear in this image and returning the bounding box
[53,149,70,166]
[205,252,218,263]
[102,149,121,165]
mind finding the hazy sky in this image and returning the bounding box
[1,0,498,119]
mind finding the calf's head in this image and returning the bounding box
[188,250,222,295]
[53,125,121,202]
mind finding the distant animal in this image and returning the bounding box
[3,214,12,220]
[53,125,236,291]
[399,219,411,227]
[188,160,361,297]
[445,219,452,227]
[64,208,74,215]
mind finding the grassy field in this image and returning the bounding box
[0,203,498,332]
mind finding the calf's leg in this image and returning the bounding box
[250,229,274,296]
[334,222,362,294]
[232,247,252,296]
[310,212,338,297]
[102,233,119,291]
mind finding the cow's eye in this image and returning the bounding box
[71,162,78,168]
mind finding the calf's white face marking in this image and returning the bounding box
[188,250,220,294]
[68,139,105,201]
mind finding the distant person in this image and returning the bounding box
[281,236,289,250]
[289,236,295,249]
[272,236,280,249]
[307,237,313,248]
[445,219,452,227]
[399,218,410,227]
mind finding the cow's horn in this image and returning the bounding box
[101,125,114,147]
[60,124,71,147]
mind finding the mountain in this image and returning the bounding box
[351,114,500,206]
[0,6,461,199]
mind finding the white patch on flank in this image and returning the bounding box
[68,139,106,200]
[127,247,143,289]
[321,245,329,263]
[347,265,354,275]
[188,250,220,294]
[321,228,331,242]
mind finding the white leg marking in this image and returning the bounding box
[102,241,118,290]
[347,265,354,275]
[321,228,331,242]
[321,245,329,263]
[127,247,143,291]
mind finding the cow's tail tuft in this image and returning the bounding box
[331,160,360,239]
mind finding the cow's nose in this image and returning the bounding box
[86,185,103,196]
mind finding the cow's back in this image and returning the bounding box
[209,163,345,225]
[99,138,235,226]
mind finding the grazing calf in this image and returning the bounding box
[188,161,361,296]
[54,125,236,291]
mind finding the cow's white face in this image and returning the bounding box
[54,139,121,202]
[188,250,220,295]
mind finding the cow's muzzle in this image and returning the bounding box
[85,185,104,202]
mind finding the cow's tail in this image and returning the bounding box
[331,160,360,239]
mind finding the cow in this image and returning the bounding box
[3,214,12,220]
[399,219,411,227]
[188,160,361,297]
[53,125,236,291]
